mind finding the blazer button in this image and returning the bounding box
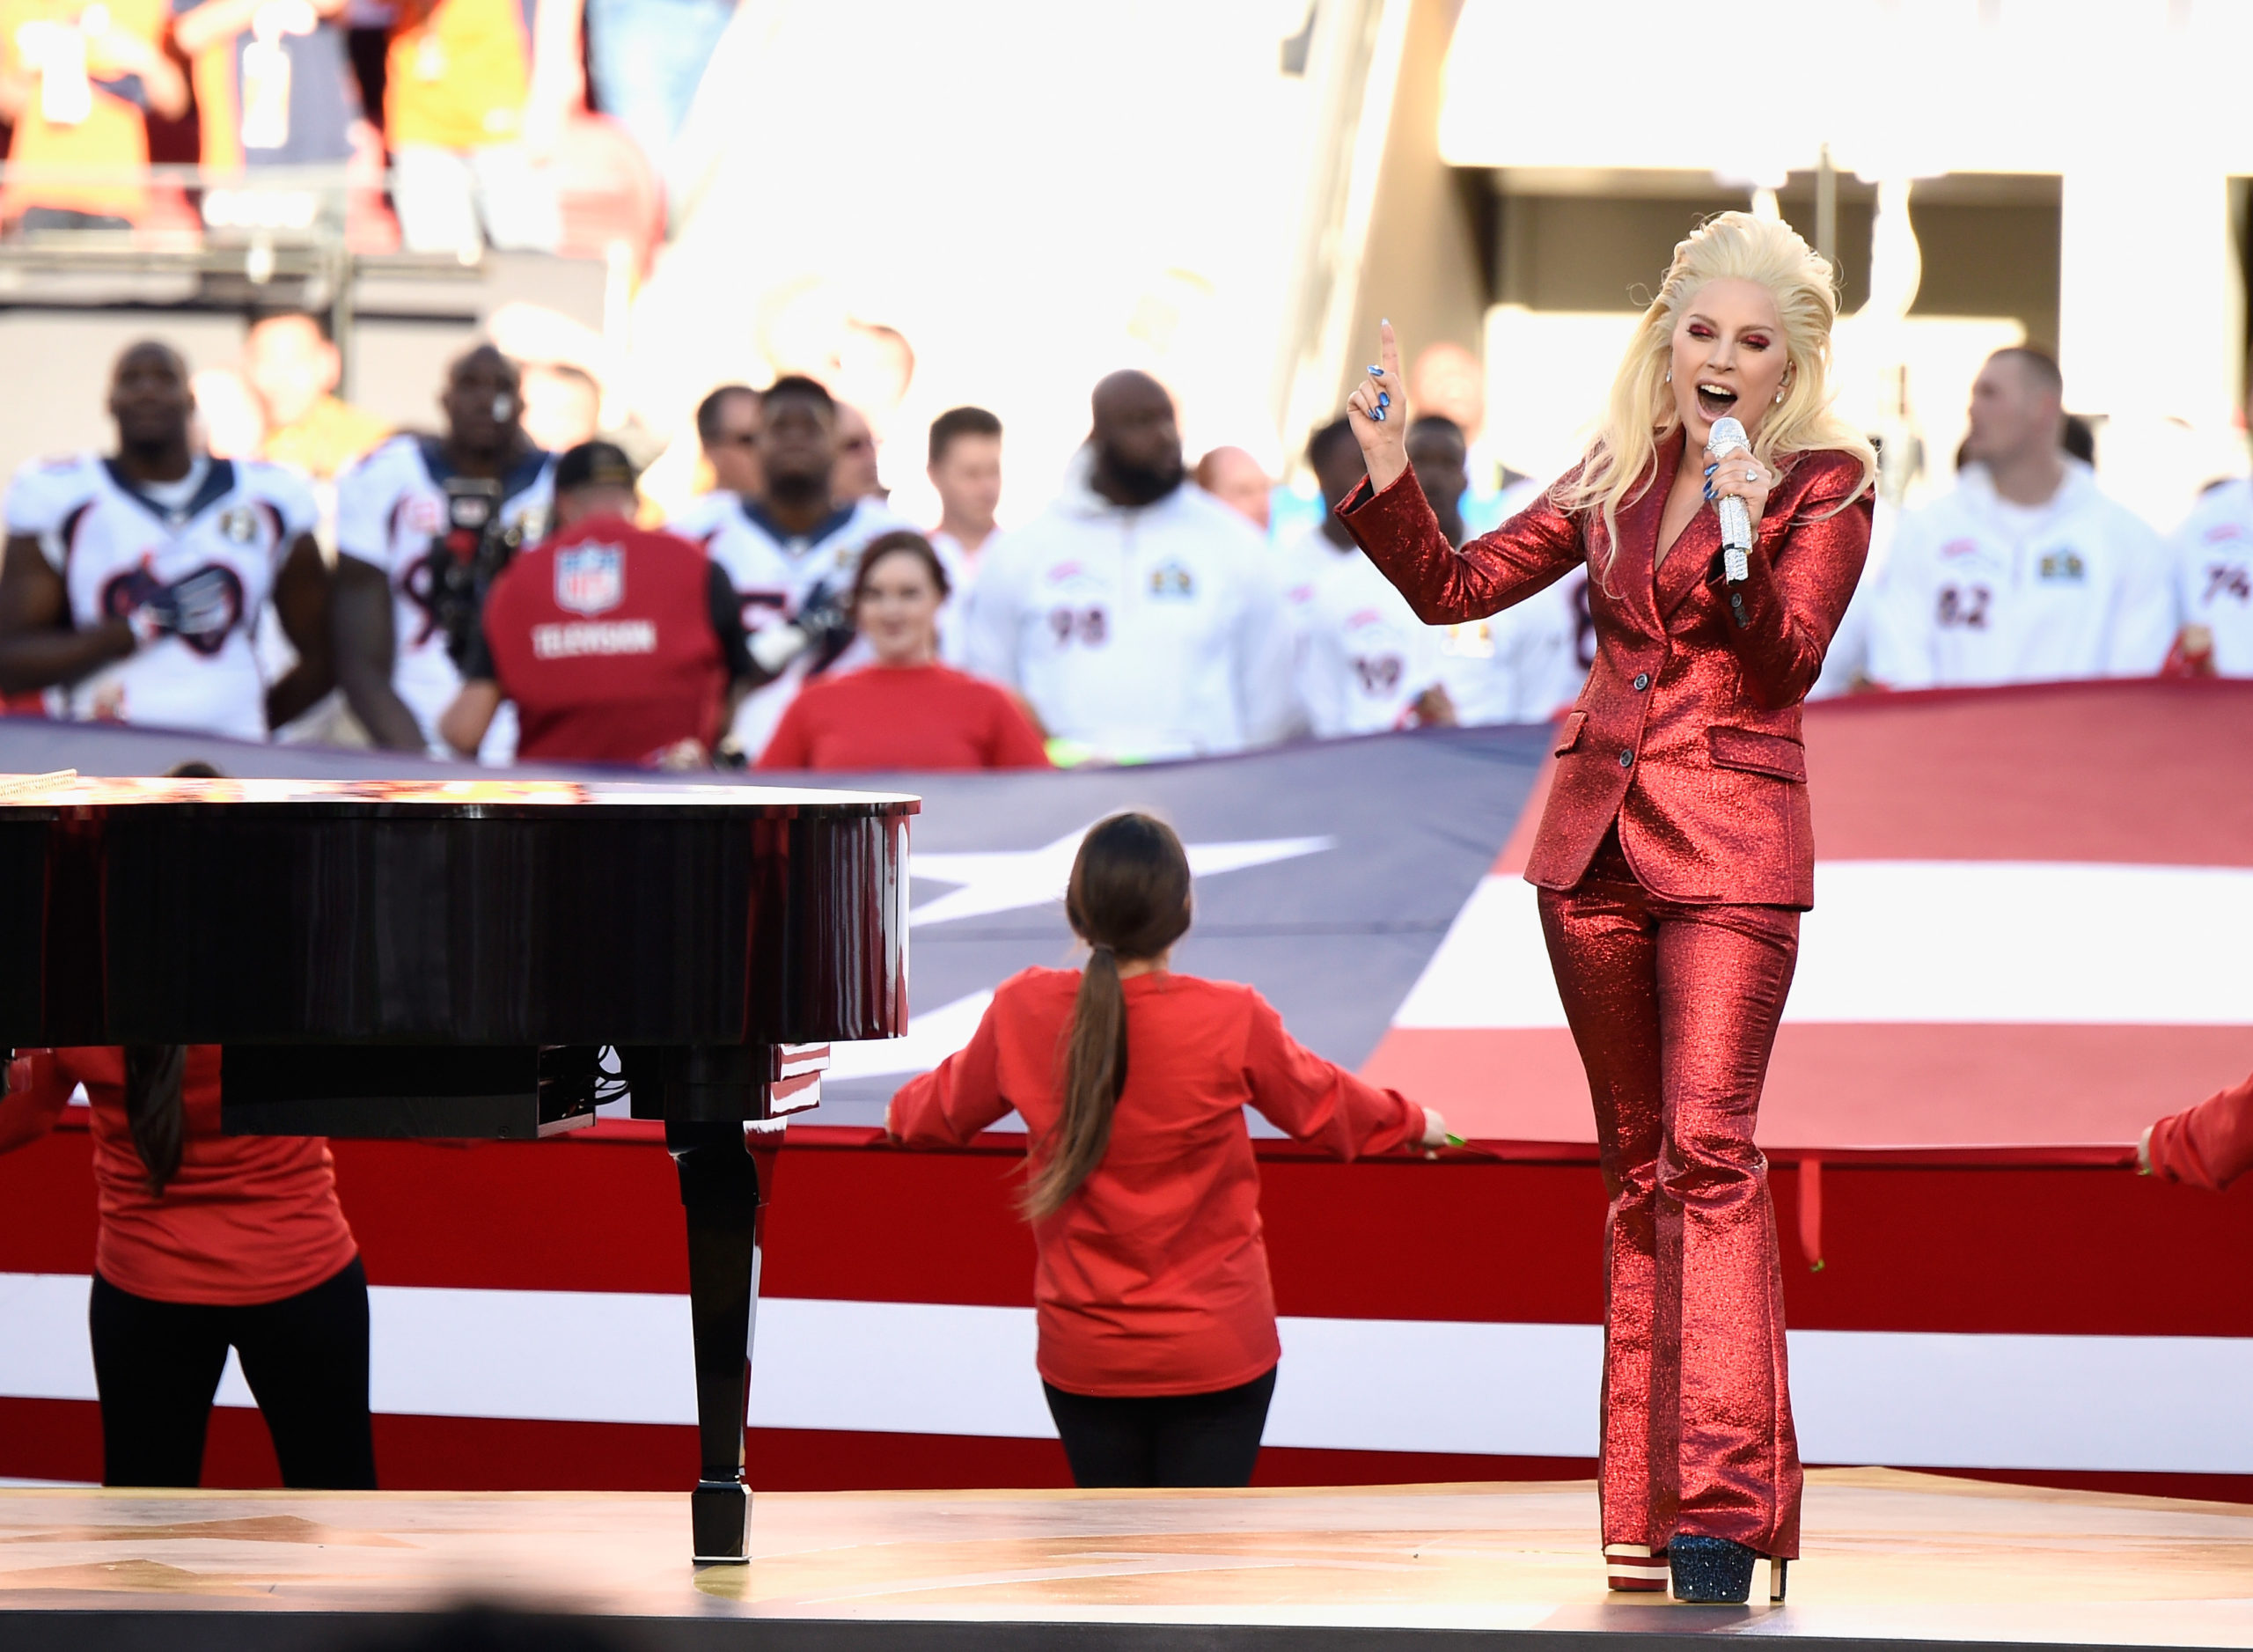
[1633,672,1651,691]
[1618,750,1633,768]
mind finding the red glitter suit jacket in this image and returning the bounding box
[1339,430,1872,908]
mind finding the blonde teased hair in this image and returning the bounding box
[1552,211,1876,567]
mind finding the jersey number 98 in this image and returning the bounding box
[1936,584,1992,628]
[1048,606,1109,648]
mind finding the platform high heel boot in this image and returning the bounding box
[1669,1536,1758,1603]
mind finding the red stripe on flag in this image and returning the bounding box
[1361,1024,2253,1157]
[1494,750,1558,876]
[1805,679,2253,865]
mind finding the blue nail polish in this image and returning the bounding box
[1367,364,1383,376]
[1703,483,1714,499]
[1375,409,1386,422]
[1704,463,1717,476]
[1378,393,1391,407]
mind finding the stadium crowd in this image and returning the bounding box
[0,326,2246,772]
[0,0,710,258]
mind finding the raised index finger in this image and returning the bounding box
[1378,319,1403,385]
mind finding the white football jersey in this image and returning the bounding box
[334,435,555,747]
[667,490,910,754]
[963,467,1298,761]
[2165,477,2253,678]
[4,452,316,740]
[1297,550,1447,738]
[1868,460,2175,689]
[925,526,980,667]
[1437,480,1589,724]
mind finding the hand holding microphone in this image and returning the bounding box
[1702,415,1774,583]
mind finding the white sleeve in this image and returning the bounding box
[2105,515,2179,676]
[1402,611,1447,698]
[961,534,1024,690]
[1234,557,1302,746]
[334,446,397,569]
[1866,510,1936,690]
[5,458,84,570]
[254,463,321,548]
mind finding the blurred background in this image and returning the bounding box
[5,0,2249,531]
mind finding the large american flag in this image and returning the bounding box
[0,686,2247,1494]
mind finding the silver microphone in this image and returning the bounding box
[1705,415,1753,584]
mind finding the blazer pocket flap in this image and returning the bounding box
[1552,709,1588,755]
[1708,726,1807,782]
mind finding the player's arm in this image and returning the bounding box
[2105,519,2180,678]
[1862,510,1935,691]
[439,681,502,758]
[265,533,337,730]
[0,533,134,693]
[1234,562,1303,746]
[330,555,423,750]
[437,613,503,758]
[707,559,756,717]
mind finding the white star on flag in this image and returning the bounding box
[826,826,1335,1082]
[907,826,1334,928]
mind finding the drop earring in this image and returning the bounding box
[1664,370,1672,383]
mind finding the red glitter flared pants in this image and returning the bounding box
[1537,848,1802,1560]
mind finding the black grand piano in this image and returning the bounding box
[0,771,916,1564]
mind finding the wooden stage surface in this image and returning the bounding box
[1,1468,2249,1650]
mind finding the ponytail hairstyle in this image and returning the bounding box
[122,761,223,1197]
[1022,812,1193,1222]
[122,1043,187,1195]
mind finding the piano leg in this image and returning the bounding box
[665,1118,767,1565]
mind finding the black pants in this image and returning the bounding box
[1042,1366,1277,1488]
[88,1257,378,1489]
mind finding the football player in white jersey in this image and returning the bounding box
[0,341,334,742]
[1389,415,1584,726]
[963,371,1298,761]
[2163,474,2253,678]
[668,375,907,757]
[333,344,555,752]
[1272,417,1364,636]
[1296,415,1457,737]
[1869,349,2175,689]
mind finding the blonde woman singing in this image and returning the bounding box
[1338,214,1875,1604]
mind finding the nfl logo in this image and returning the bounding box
[555,544,624,615]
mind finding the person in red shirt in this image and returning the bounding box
[0,1042,373,1488]
[440,440,753,766]
[2142,1068,2253,1191]
[757,531,1049,772]
[887,812,1447,1487]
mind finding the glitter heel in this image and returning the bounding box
[1670,1534,1757,1603]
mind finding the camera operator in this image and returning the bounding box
[334,344,555,756]
[438,443,754,767]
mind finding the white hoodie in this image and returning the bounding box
[1868,459,2175,689]
[963,452,1298,760]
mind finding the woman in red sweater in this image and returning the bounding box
[888,811,1447,1487]
[0,1045,375,1489]
[758,532,1050,771]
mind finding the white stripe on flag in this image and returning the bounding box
[4,1274,2249,1474]
[1392,863,2253,1030]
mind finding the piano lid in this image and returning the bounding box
[0,773,920,816]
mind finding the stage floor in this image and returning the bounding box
[1,1468,2250,1650]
